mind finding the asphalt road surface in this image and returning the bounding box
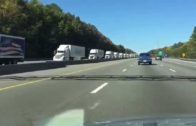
[0,58,196,126]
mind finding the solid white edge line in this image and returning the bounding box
[169,69,176,72]
[90,82,108,94]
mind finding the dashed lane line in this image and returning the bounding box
[0,60,127,92]
[169,69,176,73]
[90,82,108,94]
[122,69,127,72]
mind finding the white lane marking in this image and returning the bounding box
[90,102,100,110]
[122,69,127,72]
[90,82,108,94]
[176,62,181,65]
[95,121,112,124]
[169,69,176,73]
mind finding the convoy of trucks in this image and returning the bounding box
[0,34,25,65]
[52,45,134,61]
[53,44,85,61]
[88,49,104,60]
[0,34,135,65]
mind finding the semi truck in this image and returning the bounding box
[123,53,127,58]
[105,51,114,59]
[88,49,104,60]
[114,52,119,59]
[155,50,164,60]
[53,44,85,61]
[130,53,136,58]
[0,34,25,65]
[119,53,123,58]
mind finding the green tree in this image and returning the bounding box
[0,0,134,58]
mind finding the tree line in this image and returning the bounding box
[149,26,196,58]
[0,0,134,58]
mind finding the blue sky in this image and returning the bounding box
[42,0,196,53]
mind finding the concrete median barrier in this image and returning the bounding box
[0,61,66,75]
[0,58,128,75]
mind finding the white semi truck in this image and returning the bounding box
[0,34,25,65]
[88,49,104,60]
[114,52,119,59]
[105,51,114,59]
[130,53,136,58]
[53,44,85,61]
[123,53,126,58]
[125,53,129,58]
[119,53,123,59]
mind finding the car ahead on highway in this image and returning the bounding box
[155,56,162,61]
[138,53,152,65]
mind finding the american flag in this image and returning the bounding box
[0,42,24,56]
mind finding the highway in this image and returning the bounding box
[0,58,196,126]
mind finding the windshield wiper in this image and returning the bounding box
[1,75,196,81]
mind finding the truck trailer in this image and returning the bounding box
[0,34,25,65]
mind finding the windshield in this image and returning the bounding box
[57,51,64,53]
[1,0,196,126]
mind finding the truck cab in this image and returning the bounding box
[53,45,70,61]
[105,51,114,59]
[114,52,119,59]
[119,53,123,58]
[88,49,104,60]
